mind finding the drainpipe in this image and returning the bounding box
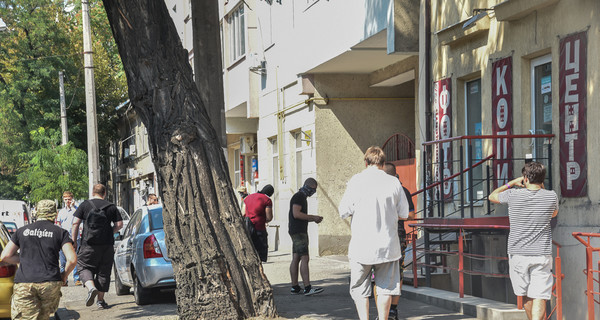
[424,0,433,289]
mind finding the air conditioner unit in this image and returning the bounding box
[129,144,137,156]
[128,168,138,179]
[240,135,256,155]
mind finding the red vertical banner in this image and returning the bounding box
[560,31,587,197]
[240,154,245,185]
[492,57,513,188]
[434,78,453,200]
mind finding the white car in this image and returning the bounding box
[0,200,30,229]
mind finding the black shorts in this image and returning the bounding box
[77,244,114,292]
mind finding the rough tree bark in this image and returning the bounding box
[101,1,276,319]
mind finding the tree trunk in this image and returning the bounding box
[101,1,276,319]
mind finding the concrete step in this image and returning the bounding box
[401,286,527,320]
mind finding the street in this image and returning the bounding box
[55,250,476,320]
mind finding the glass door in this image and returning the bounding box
[531,55,552,186]
[465,79,482,201]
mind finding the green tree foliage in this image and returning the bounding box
[20,127,88,202]
[0,0,127,200]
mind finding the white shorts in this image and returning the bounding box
[349,259,400,299]
[509,255,553,300]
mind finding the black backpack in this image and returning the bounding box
[83,201,114,245]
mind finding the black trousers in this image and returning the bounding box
[251,230,269,262]
[77,244,114,292]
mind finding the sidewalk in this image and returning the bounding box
[260,250,476,320]
[55,249,476,320]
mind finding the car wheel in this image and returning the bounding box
[114,265,130,296]
[133,271,152,305]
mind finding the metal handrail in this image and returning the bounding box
[410,154,495,197]
[407,223,563,319]
[572,232,600,320]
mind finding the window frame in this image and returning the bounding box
[227,4,246,64]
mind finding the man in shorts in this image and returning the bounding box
[381,162,415,319]
[339,147,409,320]
[288,178,324,296]
[490,162,558,320]
[0,200,76,319]
[71,184,123,309]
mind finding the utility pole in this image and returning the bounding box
[59,71,68,145]
[82,0,100,196]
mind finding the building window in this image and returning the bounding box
[531,55,552,160]
[227,4,246,63]
[465,78,483,201]
[270,138,279,184]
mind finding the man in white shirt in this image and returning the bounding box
[56,191,81,286]
[339,146,409,320]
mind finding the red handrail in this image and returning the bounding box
[572,232,600,320]
[410,154,495,197]
[408,223,563,318]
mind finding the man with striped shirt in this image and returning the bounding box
[490,162,558,320]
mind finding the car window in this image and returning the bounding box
[149,208,164,230]
[0,224,10,247]
[3,222,16,235]
[117,207,130,221]
[123,209,142,237]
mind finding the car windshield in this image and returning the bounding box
[149,208,163,230]
[4,222,16,234]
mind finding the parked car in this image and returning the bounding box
[0,200,30,229]
[1,222,17,236]
[0,222,16,318]
[113,204,174,305]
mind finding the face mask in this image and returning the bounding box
[300,186,316,197]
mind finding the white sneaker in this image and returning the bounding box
[303,286,324,296]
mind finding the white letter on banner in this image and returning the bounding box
[566,40,580,73]
[496,131,507,159]
[565,104,579,133]
[441,115,451,139]
[565,133,578,161]
[566,162,580,189]
[496,98,508,129]
[565,73,580,103]
[496,65,508,96]
[440,85,449,113]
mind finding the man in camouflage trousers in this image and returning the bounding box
[0,200,76,319]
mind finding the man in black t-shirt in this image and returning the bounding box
[288,178,324,296]
[71,184,123,309]
[0,200,76,319]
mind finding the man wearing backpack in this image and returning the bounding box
[71,184,123,309]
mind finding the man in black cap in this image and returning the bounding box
[1,199,76,319]
[243,184,274,262]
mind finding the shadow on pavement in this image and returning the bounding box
[113,291,177,319]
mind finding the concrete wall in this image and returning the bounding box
[425,0,600,316]
[313,74,416,255]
